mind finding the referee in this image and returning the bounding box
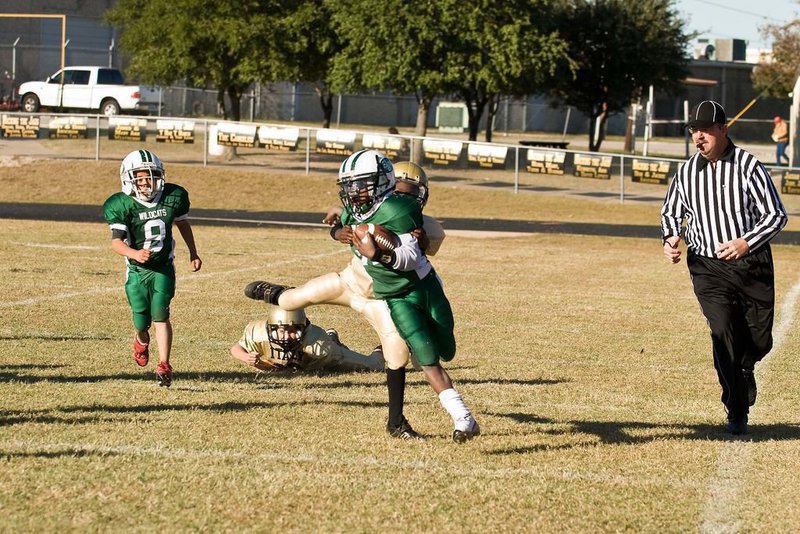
[661,100,788,435]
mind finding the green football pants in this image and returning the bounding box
[386,272,456,366]
[125,264,175,331]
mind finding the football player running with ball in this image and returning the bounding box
[103,149,202,387]
[248,150,479,443]
[231,305,384,372]
[246,160,447,440]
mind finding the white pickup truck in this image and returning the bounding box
[18,66,159,115]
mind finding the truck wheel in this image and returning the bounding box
[22,94,40,113]
[100,99,121,115]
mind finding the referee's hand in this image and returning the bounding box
[663,237,681,264]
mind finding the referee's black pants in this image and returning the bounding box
[687,245,775,418]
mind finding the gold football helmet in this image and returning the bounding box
[265,306,309,368]
[393,161,429,208]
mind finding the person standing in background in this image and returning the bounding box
[771,116,789,167]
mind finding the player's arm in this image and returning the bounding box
[230,342,273,371]
[110,230,150,264]
[175,219,202,272]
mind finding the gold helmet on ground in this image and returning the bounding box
[265,306,309,368]
[393,161,429,208]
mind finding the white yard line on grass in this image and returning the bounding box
[700,279,800,533]
[2,438,703,489]
[0,251,342,308]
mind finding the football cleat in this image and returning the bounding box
[133,337,149,367]
[156,361,173,388]
[244,281,291,305]
[387,417,424,440]
[452,417,480,444]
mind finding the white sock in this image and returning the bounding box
[438,388,472,425]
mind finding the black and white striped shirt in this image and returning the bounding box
[661,140,787,258]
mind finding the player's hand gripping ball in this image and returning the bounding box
[353,223,400,260]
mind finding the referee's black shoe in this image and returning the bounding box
[726,413,748,435]
[742,369,757,406]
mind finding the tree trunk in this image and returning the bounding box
[484,94,500,143]
[315,82,333,128]
[217,89,227,120]
[227,86,242,122]
[464,96,488,141]
[588,101,608,152]
[412,95,432,163]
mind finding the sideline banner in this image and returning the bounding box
[631,158,672,185]
[422,139,463,166]
[362,133,404,158]
[108,117,147,141]
[316,129,356,155]
[258,125,299,151]
[156,119,195,144]
[49,116,88,139]
[215,122,257,148]
[525,148,566,175]
[1,114,40,138]
[467,143,508,169]
[573,153,612,179]
[781,170,800,194]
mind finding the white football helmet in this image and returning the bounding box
[393,161,429,208]
[265,306,309,368]
[120,149,165,202]
[337,149,395,220]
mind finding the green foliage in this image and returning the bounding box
[105,0,286,120]
[437,0,572,141]
[546,0,690,151]
[328,0,454,135]
[752,22,800,99]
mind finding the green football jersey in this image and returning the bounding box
[341,194,426,298]
[103,183,191,269]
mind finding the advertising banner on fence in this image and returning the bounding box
[108,117,147,141]
[49,116,88,139]
[362,133,404,158]
[315,129,356,155]
[156,119,195,144]
[525,148,566,175]
[422,139,463,166]
[573,153,613,179]
[215,122,257,148]
[467,143,508,169]
[1,114,40,138]
[258,125,299,151]
[781,170,800,195]
[631,159,673,185]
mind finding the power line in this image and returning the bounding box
[694,0,785,24]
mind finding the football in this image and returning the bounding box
[353,223,401,250]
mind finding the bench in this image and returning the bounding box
[519,140,570,149]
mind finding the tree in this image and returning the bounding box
[753,21,800,98]
[440,1,571,142]
[546,0,690,152]
[106,0,283,122]
[272,0,341,128]
[328,0,454,139]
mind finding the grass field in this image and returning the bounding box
[2,159,800,531]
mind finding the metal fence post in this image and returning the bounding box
[514,145,520,194]
[305,128,311,175]
[619,154,625,204]
[95,114,100,161]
